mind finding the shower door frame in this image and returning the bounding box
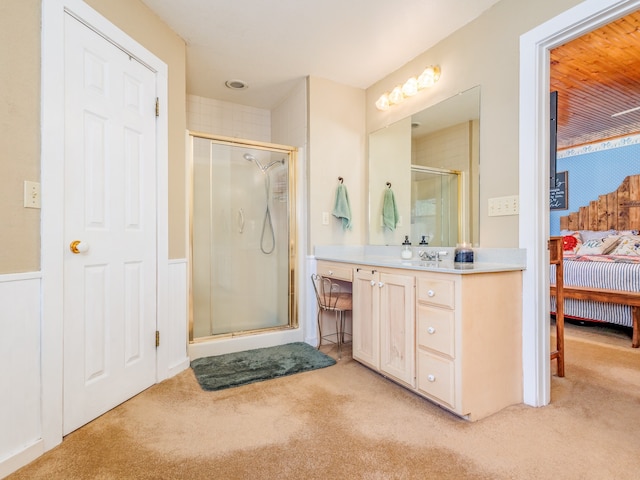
[187,132,298,342]
[410,165,464,246]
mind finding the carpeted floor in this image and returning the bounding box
[8,326,640,479]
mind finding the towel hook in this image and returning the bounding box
[386,182,391,188]
[338,177,344,184]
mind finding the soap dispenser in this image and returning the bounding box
[419,235,429,246]
[401,235,413,259]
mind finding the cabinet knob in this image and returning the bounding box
[427,289,435,297]
[427,327,436,334]
[378,282,384,288]
[370,280,376,286]
[427,374,436,382]
[328,270,333,275]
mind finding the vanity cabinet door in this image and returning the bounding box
[379,272,415,387]
[352,268,380,370]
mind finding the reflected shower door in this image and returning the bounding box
[410,167,459,246]
[192,138,290,338]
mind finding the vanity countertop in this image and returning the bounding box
[314,245,526,275]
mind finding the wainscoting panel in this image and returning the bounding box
[166,260,189,377]
[0,273,43,478]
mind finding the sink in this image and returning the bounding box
[396,258,456,269]
[397,259,433,267]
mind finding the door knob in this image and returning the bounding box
[70,240,89,254]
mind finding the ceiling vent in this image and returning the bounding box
[225,79,248,90]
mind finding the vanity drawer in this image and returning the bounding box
[317,262,353,282]
[417,304,455,357]
[417,350,455,407]
[417,277,455,309]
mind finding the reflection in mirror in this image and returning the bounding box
[369,86,480,247]
[411,166,459,246]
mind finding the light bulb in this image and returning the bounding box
[375,93,390,111]
[417,65,441,89]
[388,85,404,105]
[402,77,418,97]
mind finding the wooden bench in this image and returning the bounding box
[550,284,640,348]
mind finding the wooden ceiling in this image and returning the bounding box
[550,10,640,150]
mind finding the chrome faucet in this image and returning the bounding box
[418,250,448,262]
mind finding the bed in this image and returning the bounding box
[550,174,640,348]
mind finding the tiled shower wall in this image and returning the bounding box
[187,94,271,141]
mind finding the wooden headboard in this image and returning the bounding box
[559,174,640,231]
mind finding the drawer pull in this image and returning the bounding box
[427,374,436,382]
[328,270,333,275]
[427,289,435,297]
[370,280,376,286]
[427,327,436,334]
[378,282,384,288]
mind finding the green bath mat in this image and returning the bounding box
[191,342,336,391]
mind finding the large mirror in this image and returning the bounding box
[368,86,480,247]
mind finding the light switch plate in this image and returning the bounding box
[24,181,41,209]
[488,195,519,216]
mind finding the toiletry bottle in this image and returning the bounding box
[419,235,428,246]
[401,236,413,259]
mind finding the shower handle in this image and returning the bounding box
[238,208,245,233]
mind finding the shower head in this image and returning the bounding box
[244,152,265,170]
[244,152,284,172]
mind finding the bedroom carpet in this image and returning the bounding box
[8,334,640,480]
[190,342,336,391]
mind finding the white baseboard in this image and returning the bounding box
[0,439,43,479]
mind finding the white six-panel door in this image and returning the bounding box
[62,13,158,435]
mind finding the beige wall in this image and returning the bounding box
[0,0,41,273]
[85,0,187,259]
[0,0,187,275]
[366,0,583,247]
[308,76,366,251]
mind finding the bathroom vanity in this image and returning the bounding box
[315,246,525,421]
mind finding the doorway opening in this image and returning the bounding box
[519,0,640,407]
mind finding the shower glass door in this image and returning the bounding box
[191,137,292,339]
[410,166,460,246]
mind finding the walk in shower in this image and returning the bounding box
[189,134,297,341]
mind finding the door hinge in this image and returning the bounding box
[155,330,160,347]
[155,97,159,117]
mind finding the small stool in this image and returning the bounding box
[311,274,352,359]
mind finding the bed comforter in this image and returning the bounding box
[550,254,640,328]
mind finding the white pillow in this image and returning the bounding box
[576,235,620,255]
[578,230,616,242]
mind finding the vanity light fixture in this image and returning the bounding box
[375,65,441,111]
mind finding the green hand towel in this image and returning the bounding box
[332,184,352,230]
[382,188,399,230]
